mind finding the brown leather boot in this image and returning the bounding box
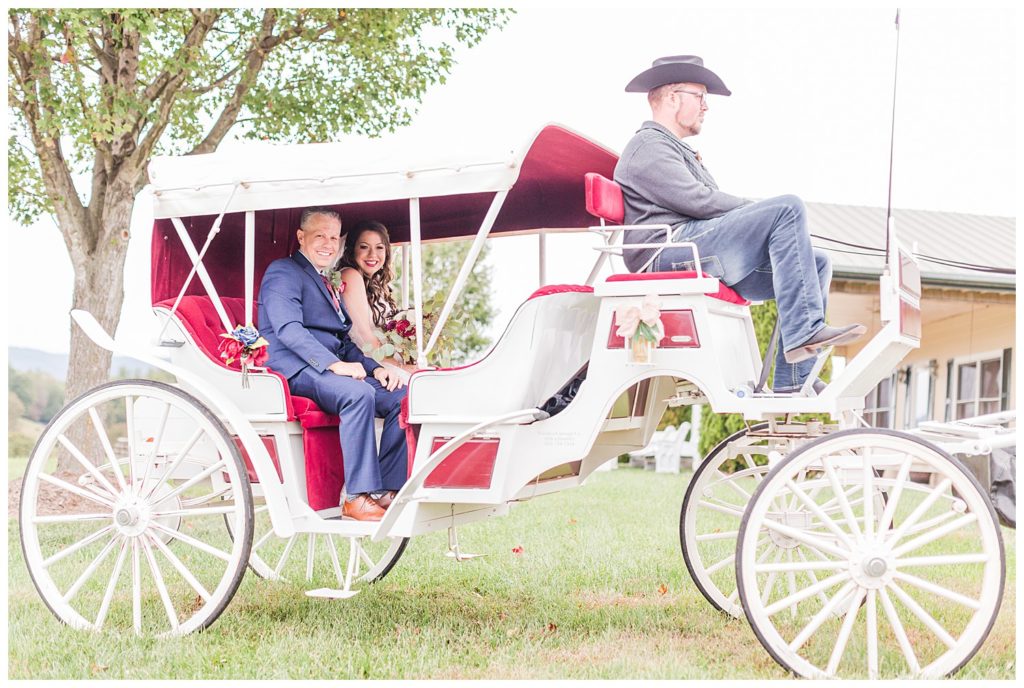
[342,494,386,521]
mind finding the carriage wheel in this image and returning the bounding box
[680,422,773,616]
[233,502,408,586]
[19,380,254,636]
[736,429,1004,678]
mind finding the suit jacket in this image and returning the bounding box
[258,252,382,380]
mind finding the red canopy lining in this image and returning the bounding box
[151,126,618,305]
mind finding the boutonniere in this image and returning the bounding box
[328,270,347,294]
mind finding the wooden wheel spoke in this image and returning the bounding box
[141,428,205,502]
[151,505,240,519]
[43,524,116,569]
[784,477,856,550]
[878,586,921,673]
[826,587,867,675]
[887,581,957,649]
[147,532,212,602]
[95,537,129,629]
[89,407,128,492]
[823,457,864,544]
[34,512,112,524]
[884,477,953,548]
[149,521,232,562]
[891,570,981,610]
[62,532,122,603]
[155,460,228,504]
[137,402,172,494]
[141,535,180,633]
[890,513,978,558]
[764,570,850,616]
[38,473,116,509]
[57,434,121,499]
[789,580,857,651]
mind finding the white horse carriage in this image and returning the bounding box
[20,125,1008,678]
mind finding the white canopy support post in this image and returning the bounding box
[424,189,509,357]
[538,230,547,286]
[409,198,425,366]
[165,217,234,336]
[244,211,255,326]
[155,184,241,342]
[401,245,410,310]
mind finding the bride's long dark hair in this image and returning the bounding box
[336,220,398,328]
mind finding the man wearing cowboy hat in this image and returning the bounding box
[614,55,865,394]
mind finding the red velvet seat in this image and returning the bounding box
[154,295,344,510]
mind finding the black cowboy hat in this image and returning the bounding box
[625,55,731,96]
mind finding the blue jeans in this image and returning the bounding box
[647,195,832,388]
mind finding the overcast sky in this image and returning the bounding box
[6,6,1017,355]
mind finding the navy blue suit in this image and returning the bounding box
[258,252,408,495]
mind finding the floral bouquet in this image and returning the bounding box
[615,294,665,363]
[219,324,269,388]
[361,295,459,368]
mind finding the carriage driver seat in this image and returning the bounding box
[584,172,750,305]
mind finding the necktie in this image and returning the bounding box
[320,274,344,319]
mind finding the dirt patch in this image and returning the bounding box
[8,472,107,519]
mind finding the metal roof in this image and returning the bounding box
[805,202,1016,291]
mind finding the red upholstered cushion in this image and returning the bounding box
[528,284,594,300]
[605,271,750,306]
[155,296,250,371]
[585,173,624,224]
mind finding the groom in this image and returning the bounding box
[258,206,407,522]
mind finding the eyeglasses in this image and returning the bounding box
[672,89,708,106]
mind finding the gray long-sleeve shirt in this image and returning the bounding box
[613,121,749,272]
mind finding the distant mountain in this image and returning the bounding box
[8,347,155,381]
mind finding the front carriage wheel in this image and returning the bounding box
[736,429,1004,679]
[19,380,254,636]
[680,423,772,617]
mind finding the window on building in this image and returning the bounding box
[864,374,896,428]
[904,362,936,428]
[953,353,1004,419]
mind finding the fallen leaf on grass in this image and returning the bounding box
[567,518,577,525]
[546,622,558,633]
[657,583,669,596]
[90,663,108,675]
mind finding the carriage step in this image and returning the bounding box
[445,526,483,561]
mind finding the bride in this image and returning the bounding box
[336,220,417,381]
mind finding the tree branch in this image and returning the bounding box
[8,13,89,252]
[125,10,219,174]
[188,12,336,155]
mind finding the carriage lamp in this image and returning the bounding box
[615,294,666,364]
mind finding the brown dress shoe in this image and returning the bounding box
[342,494,386,521]
[374,491,397,509]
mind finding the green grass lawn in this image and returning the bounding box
[8,467,1016,680]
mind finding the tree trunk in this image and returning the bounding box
[58,194,134,473]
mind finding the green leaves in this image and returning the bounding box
[8,8,513,222]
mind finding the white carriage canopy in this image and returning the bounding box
[148,124,618,306]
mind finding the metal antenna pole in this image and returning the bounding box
[884,9,902,267]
